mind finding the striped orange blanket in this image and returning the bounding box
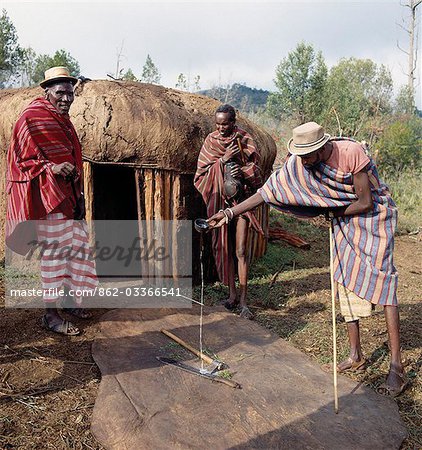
[258,138,398,306]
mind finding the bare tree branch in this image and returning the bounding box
[397,40,410,55]
[413,25,419,73]
[397,60,408,75]
[397,21,412,34]
[115,41,125,80]
[331,107,342,136]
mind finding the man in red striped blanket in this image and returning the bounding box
[208,122,407,397]
[6,66,98,336]
[195,105,263,319]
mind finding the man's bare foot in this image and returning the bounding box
[377,364,409,397]
[45,309,63,325]
[337,357,366,373]
[239,306,253,319]
[223,291,238,311]
[61,296,93,319]
[224,299,239,311]
[42,314,80,336]
[386,364,405,390]
[64,308,92,319]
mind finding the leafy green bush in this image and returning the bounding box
[383,168,422,234]
[376,117,422,174]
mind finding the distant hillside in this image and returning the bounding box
[199,83,270,114]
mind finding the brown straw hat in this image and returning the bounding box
[288,122,331,156]
[40,66,78,88]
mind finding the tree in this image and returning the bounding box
[31,49,80,85]
[397,0,421,110]
[377,117,422,173]
[114,41,125,80]
[201,83,269,113]
[19,47,36,87]
[0,9,24,87]
[395,85,415,114]
[175,73,187,90]
[324,58,393,140]
[140,54,160,84]
[266,42,328,123]
[122,68,137,81]
[193,75,201,92]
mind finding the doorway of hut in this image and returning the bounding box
[93,164,138,220]
[92,163,140,279]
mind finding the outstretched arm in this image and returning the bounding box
[332,169,373,218]
[207,192,265,228]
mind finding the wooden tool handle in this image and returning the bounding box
[213,376,241,389]
[161,329,214,365]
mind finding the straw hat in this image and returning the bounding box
[288,122,331,156]
[40,66,78,88]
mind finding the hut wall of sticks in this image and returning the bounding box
[0,81,277,282]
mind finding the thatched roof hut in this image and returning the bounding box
[0,81,277,280]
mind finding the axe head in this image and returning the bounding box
[200,360,228,375]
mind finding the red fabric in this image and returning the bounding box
[6,98,83,255]
[194,126,263,284]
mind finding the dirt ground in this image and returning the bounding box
[0,233,421,449]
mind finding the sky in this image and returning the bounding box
[3,1,421,106]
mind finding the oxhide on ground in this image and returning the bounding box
[91,306,407,449]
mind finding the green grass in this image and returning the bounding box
[382,168,422,234]
[249,240,296,278]
[217,369,234,380]
[195,211,329,310]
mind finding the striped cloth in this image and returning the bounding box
[36,213,98,302]
[258,138,398,306]
[6,97,83,255]
[194,126,263,284]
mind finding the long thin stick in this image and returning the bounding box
[199,232,205,373]
[329,220,339,413]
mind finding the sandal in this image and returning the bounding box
[377,370,410,398]
[224,300,239,311]
[337,357,366,373]
[239,306,253,320]
[41,315,80,336]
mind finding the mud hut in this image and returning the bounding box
[0,80,276,281]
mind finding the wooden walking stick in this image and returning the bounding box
[329,218,339,413]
